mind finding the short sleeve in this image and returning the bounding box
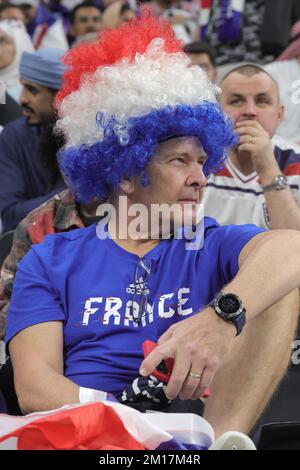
[5,245,65,345]
[218,224,266,284]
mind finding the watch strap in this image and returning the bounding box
[262,175,288,192]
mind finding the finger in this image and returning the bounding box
[165,352,191,400]
[237,143,256,152]
[235,120,264,130]
[237,135,257,145]
[234,126,262,137]
[139,344,172,377]
[180,366,204,400]
[192,367,215,399]
[157,326,175,345]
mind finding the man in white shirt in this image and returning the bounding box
[203,63,300,230]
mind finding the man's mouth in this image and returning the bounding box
[22,108,34,118]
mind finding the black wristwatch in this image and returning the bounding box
[209,292,246,336]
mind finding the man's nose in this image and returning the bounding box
[242,100,257,118]
[20,89,28,105]
[186,163,207,188]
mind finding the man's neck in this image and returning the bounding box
[107,213,167,258]
[109,233,161,258]
[229,148,255,176]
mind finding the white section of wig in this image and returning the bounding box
[56,38,220,148]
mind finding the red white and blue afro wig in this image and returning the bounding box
[55,15,236,203]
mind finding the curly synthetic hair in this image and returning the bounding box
[56,15,236,203]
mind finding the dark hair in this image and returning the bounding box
[220,63,280,99]
[183,42,216,67]
[221,63,269,81]
[70,1,102,25]
[120,3,132,16]
[0,3,23,15]
[38,116,65,188]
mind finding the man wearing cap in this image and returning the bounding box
[0,47,66,233]
[5,17,300,439]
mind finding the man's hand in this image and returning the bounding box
[139,308,236,401]
[235,120,279,177]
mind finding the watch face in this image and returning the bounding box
[277,175,288,188]
[218,294,241,316]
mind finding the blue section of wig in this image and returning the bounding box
[58,102,237,203]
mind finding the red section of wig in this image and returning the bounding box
[56,14,183,106]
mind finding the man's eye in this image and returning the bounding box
[229,99,242,105]
[256,98,269,105]
[171,157,185,164]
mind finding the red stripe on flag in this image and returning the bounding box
[0,403,145,450]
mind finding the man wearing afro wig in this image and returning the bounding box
[5,16,300,439]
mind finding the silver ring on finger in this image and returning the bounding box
[188,372,201,379]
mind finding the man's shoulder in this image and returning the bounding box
[43,224,94,246]
[27,224,94,266]
[0,117,36,143]
[273,136,300,174]
[18,189,76,244]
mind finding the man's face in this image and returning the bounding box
[71,7,102,38]
[188,52,217,82]
[128,136,207,230]
[220,72,284,137]
[0,29,15,69]
[20,80,56,126]
[0,7,25,23]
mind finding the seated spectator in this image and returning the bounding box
[265,20,300,144]
[0,47,66,233]
[101,1,135,30]
[5,19,299,441]
[184,41,217,82]
[0,3,25,22]
[10,0,68,50]
[203,64,300,230]
[0,189,101,340]
[0,19,34,101]
[69,1,102,46]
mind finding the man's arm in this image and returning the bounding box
[9,321,80,414]
[140,230,300,400]
[235,120,300,230]
[0,124,64,232]
[0,221,36,340]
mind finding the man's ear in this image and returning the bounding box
[119,178,135,195]
[278,104,284,124]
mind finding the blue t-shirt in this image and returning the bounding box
[5,217,264,395]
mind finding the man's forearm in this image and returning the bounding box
[15,366,81,414]
[258,164,300,230]
[263,188,300,230]
[224,231,300,322]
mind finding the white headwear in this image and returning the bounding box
[0,19,34,100]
